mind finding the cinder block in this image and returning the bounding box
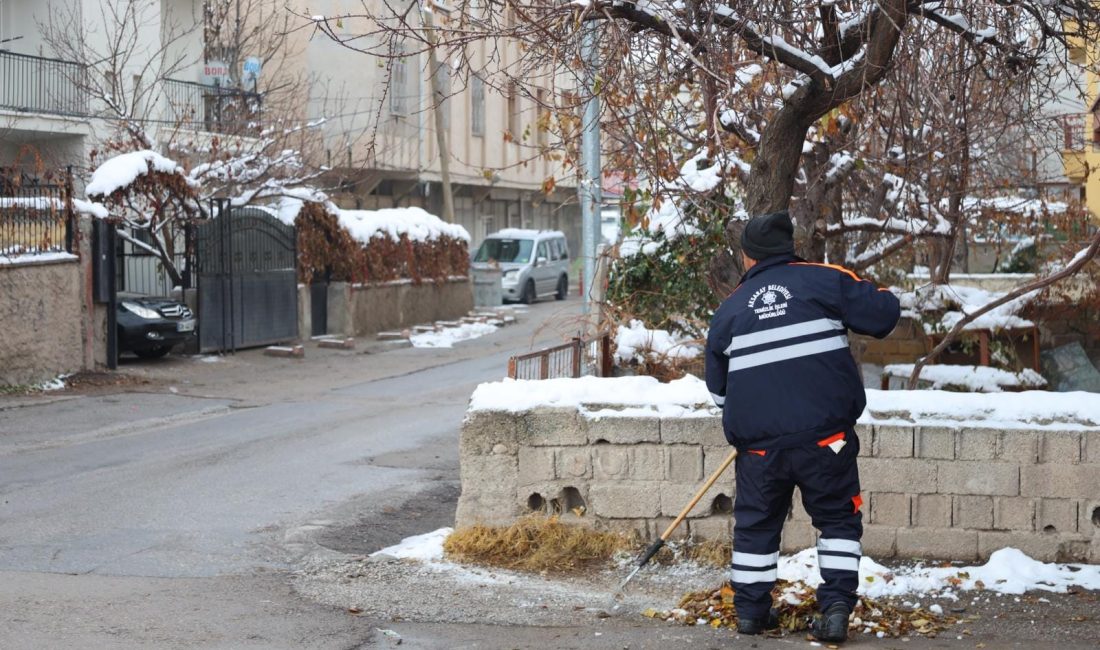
[460,411,519,455]
[659,483,713,518]
[517,447,556,484]
[913,494,952,528]
[993,497,1036,532]
[631,445,666,481]
[648,517,691,541]
[585,415,660,444]
[998,431,1039,464]
[689,516,731,543]
[957,429,998,461]
[953,495,994,530]
[592,446,631,480]
[455,493,523,527]
[592,518,649,539]
[1085,431,1100,464]
[916,426,956,459]
[897,528,978,561]
[703,446,737,479]
[317,337,355,350]
[858,458,937,493]
[1040,431,1082,464]
[1038,499,1079,534]
[871,492,911,527]
[854,423,874,458]
[977,531,1059,562]
[874,424,914,457]
[938,461,1019,496]
[779,521,817,552]
[861,525,897,558]
[555,448,591,479]
[1021,464,1100,499]
[459,453,518,489]
[667,445,704,483]
[590,482,660,518]
[522,408,587,446]
[661,416,724,445]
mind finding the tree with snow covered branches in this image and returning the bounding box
[36,0,356,284]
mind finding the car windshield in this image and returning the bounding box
[474,238,534,264]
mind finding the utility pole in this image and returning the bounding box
[423,5,456,223]
[578,24,601,322]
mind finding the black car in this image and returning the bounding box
[117,293,196,359]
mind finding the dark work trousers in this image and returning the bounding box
[730,429,863,620]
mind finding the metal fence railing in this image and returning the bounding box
[162,78,263,135]
[0,50,88,117]
[507,333,613,380]
[0,168,74,257]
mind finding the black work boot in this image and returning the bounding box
[810,602,851,643]
[737,608,779,635]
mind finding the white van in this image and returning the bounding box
[471,229,570,304]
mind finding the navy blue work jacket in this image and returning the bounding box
[705,254,901,450]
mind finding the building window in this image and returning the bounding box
[390,45,408,116]
[471,74,485,137]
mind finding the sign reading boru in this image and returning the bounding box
[201,61,232,87]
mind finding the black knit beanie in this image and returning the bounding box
[741,210,795,260]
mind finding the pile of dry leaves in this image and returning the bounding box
[644,580,964,639]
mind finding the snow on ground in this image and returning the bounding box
[371,528,452,561]
[410,322,498,348]
[782,547,1100,598]
[614,320,700,364]
[469,375,1100,428]
[86,150,188,197]
[368,529,1100,599]
[883,364,1047,392]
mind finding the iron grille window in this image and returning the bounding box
[471,74,485,136]
[391,46,408,116]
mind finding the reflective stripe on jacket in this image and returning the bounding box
[705,254,901,450]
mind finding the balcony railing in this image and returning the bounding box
[162,78,262,135]
[0,50,88,117]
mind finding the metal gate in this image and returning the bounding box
[194,204,298,352]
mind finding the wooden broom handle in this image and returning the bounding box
[658,448,738,542]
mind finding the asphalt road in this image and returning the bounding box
[0,299,580,648]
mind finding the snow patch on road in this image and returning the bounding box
[371,528,451,561]
[410,322,499,348]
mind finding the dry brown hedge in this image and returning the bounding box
[295,201,469,284]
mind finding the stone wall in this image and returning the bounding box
[457,409,1100,562]
[0,257,86,386]
[343,277,474,336]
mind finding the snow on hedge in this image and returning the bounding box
[86,150,188,197]
[619,198,701,257]
[468,375,1100,429]
[614,320,700,364]
[898,283,1036,333]
[338,207,470,243]
[883,364,1046,393]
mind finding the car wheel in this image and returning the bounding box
[521,279,536,305]
[135,346,171,359]
[555,274,568,300]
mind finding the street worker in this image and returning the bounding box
[704,211,900,643]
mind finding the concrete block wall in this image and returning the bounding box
[457,409,1100,562]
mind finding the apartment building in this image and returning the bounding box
[0,0,582,252]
